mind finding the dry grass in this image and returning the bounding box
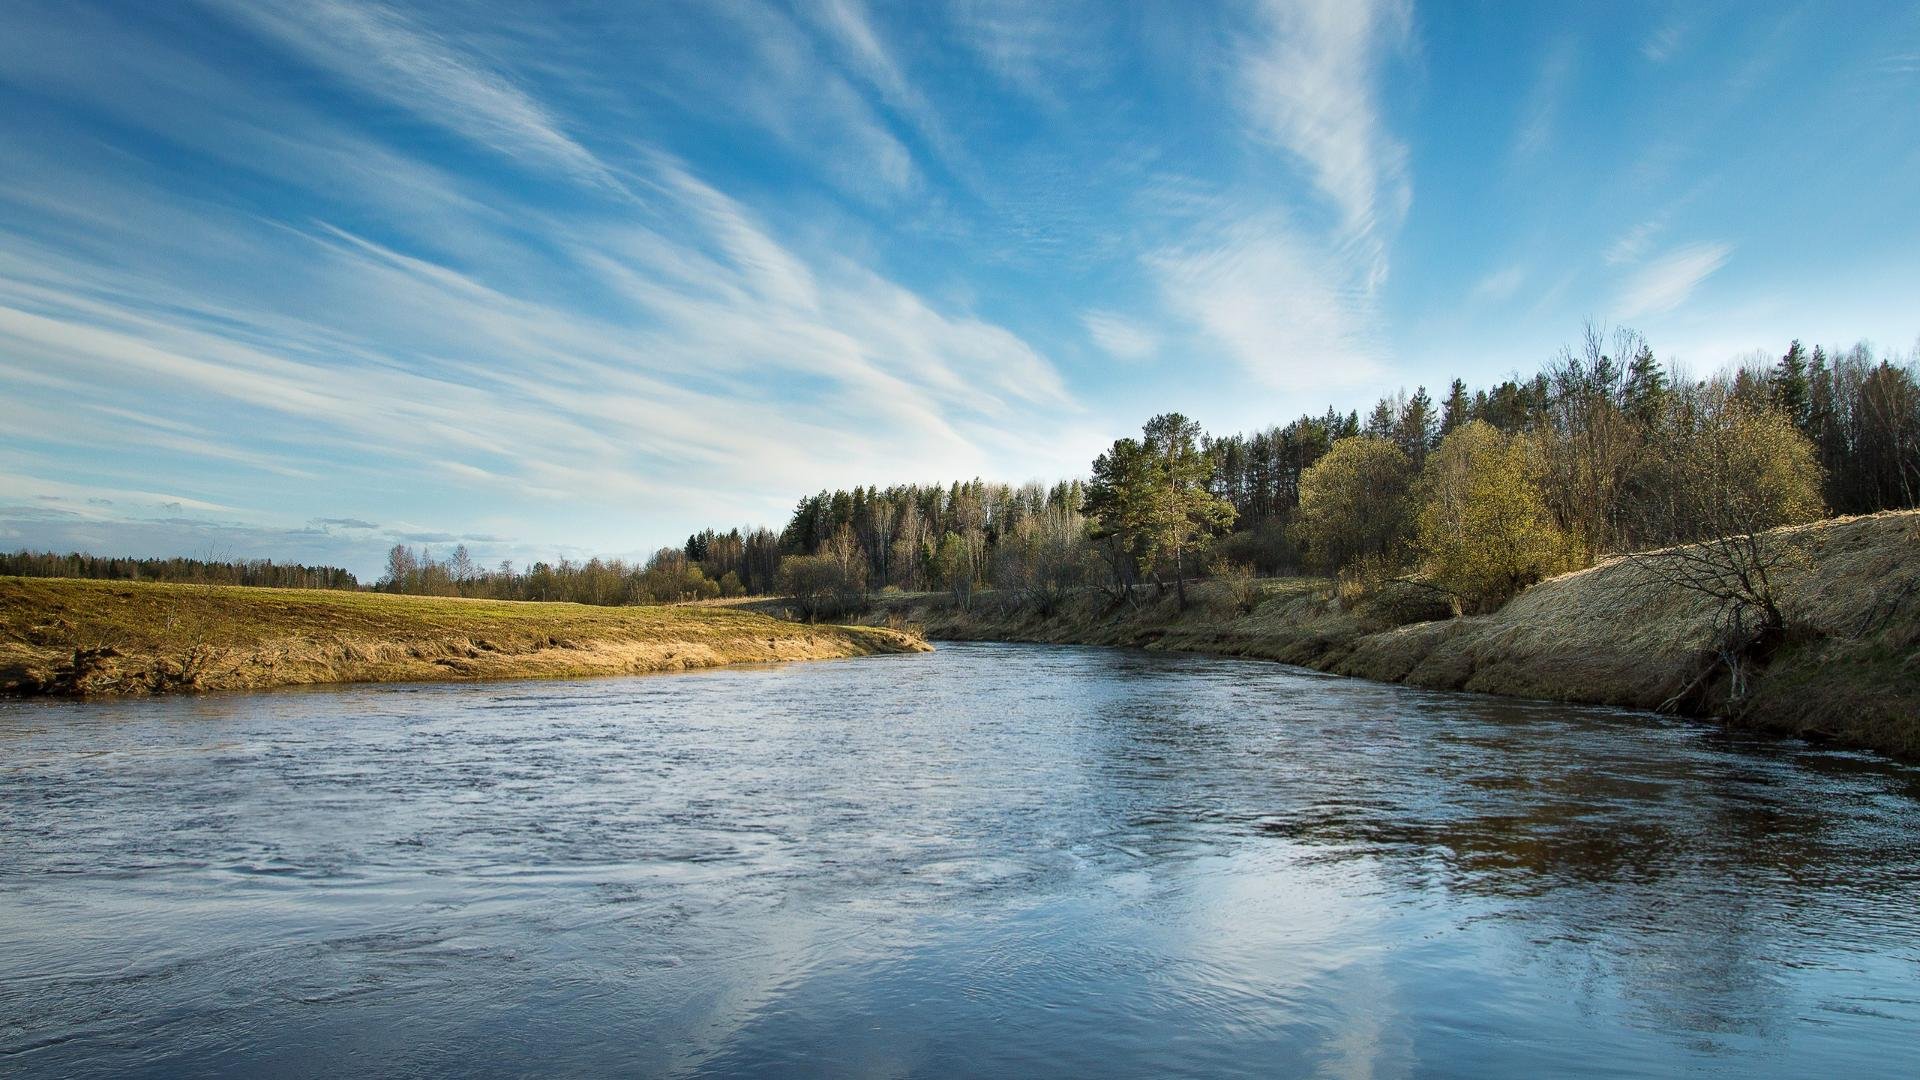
[0,577,928,698]
[1343,511,1920,755]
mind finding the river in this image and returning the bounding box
[2,642,1917,1077]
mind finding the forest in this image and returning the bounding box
[748,330,1920,618]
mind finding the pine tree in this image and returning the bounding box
[1772,340,1812,432]
[1805,346,1843,503]
[1086,415,1236,609]
[1365,396,1398,439]
[1440,378,1471,437]
[1622,344,1667,426]
[1396,386,1438,468]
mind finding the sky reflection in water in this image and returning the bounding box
[1,642,1917,1077]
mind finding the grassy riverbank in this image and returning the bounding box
[859,511,1920,758]
[0,577,928,698]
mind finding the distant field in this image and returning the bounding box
[0,577,928,698]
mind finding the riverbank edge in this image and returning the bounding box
[0,577,930,699]
[852,511,1920,760]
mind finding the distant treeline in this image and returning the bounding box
[0,550,359,590]
[376,528,786,604]
[377,486,1096,605]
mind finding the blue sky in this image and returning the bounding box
[1,1,1916,577]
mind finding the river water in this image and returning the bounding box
[1,642,1916,1077]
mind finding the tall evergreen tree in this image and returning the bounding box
[1772,339,1812,432]
[1085,415,1236,609]
[1084,433,1156,602]
[1396,386,1438,468]
[1365,396,1398,439]
[1622,344,1667,426]
[1440,378,1472,437]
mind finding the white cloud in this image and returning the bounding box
[1082,310,1158,362]
[1239,0,1412,288]
[809,0,959,166]
[680,0,924,201]
[1615,242,1733,319]
[210,0,618,188]
[1133,1,1410,399]
[0,130,1082,554]
[0,467,241,518]
[946,0,1101,104]
[1152,215,1383,391]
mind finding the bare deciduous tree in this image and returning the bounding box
[1625,396,1823,709]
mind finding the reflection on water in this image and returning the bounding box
[1,642,1916,1077]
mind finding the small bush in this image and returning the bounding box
[1207,560,1261,615]
[1334,553,1404,610]
[777,554,861,622]
[1351,578,1455,629]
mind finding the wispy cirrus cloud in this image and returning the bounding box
[946,0,1105,105]
[0,109,1080,569]
[1615,241,1732,319]
[1146,0,1409,394]
[1470,265,1528,304]
[1604,219,1668,266]
[1081,310,1158,363]
[693,0,922,201]
[1642,19,1689,63]
[1152,214,1384,391]
[209,0,618,189]
[1512,40,1577,163]
[1238,0,1412,288]
[807,0,962,172]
